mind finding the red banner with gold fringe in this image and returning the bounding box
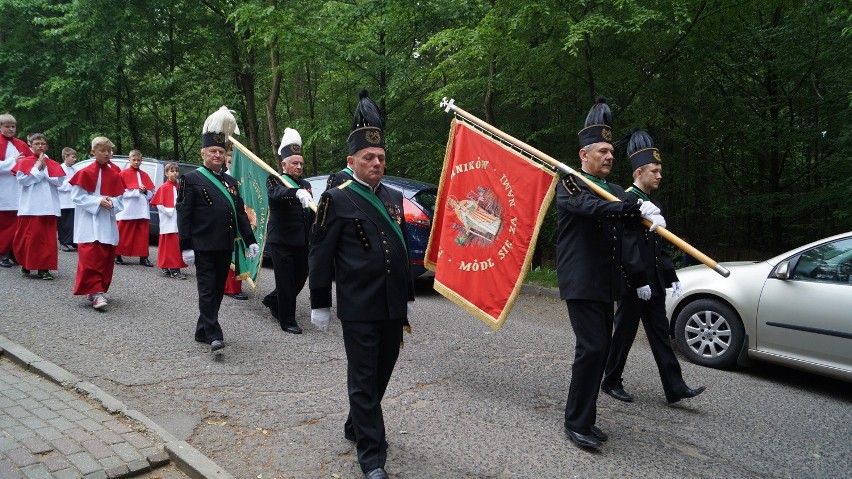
[425,119,557,330]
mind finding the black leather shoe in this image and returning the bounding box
[21,266,31,276]
[60,244,73,252]
[0,258,12,268]
[590,425,608,442]
[38,270,54,281]
[602,387,634,402]
[226,293,249,300]
[114,255,124,265]
[344,429,355,442]
[139,257,154,267]
[565,427,602,449]
[668,386,706,404]
[364,468,388,479]
[283,325,303,335]
[210,340,225,351]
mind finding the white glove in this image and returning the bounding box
[248,243,260,259]
[642,213,667,231]
[407,301,414,314]
[638,199,660,216]
[295,189,312,209]
[181,249,195,267]
[636,285,652,301]
[671,281,682,299]
[311,308,331,332]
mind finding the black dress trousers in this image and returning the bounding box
[604,295,688,400]
[265,244,308,329]
[193,250,232,343]
[341,318,404,473]
[564,299,614,434]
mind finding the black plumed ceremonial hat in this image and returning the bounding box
[627,128,662,170]
[347,89,385,155]
[201,106,239,149]
[578,96,613,147]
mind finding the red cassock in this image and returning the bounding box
[156,233,186,269]
[150,180,186,269]
[0,211,16,253]
[116,219,149,256]
[0,135,30,252]
[74,242,116,295]
[116,167,154,256]
[12,216,58,270]
[10,156,65,270]
[224,269,243,294]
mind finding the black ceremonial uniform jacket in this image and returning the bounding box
[620,186,678,297]
[309,179,414,322]
[555,173,643,302]
[176,167,256,252]
[266,174,314,247]
[325,167,353,191]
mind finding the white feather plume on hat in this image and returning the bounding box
[277,127,302,157]
[202,106,240,136]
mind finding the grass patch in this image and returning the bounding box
[524,266,558,289]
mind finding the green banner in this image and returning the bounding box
[229,148,271,288]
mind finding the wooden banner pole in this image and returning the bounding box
[440,98,729,278]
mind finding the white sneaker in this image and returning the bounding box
[92,294,108,310]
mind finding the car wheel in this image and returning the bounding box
[674,299,745,369]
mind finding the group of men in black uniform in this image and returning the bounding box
[175,93,705,476]
[557,97,705,450]
[176,93,410,479]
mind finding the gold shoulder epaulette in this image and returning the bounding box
[338,180,353,189]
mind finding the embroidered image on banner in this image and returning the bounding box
[425,119,557,330]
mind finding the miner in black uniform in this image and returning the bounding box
[308,90,413,479]
[556,98,664,449]
[262,127,314,334]
[602,129,705,404]
[177,107,259,352]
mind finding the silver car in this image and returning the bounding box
[666,231,852,382]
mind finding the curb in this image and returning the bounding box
[0,334,234,479]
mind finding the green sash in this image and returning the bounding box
[346,180,406,251]
[580,171,614,195]
[278,173,300,188]
[626,185,651,202]
[196,167,249,277]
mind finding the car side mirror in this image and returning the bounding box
[774,260,791,280]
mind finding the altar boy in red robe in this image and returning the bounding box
[150,162,187,279]
[0,113,29,268]
[12,133,65,280]
[70,137,126,310]
[115,149,154,266]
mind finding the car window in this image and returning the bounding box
[412,190,438,216]
[790,237,852,284]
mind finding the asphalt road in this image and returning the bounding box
[2,247,850,479]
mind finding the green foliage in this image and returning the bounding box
[524,266,559,289]
[1,0,849,258]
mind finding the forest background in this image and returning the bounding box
[2,0,850,264]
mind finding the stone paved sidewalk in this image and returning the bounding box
[0,358,171,479]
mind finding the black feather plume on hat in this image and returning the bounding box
[348,89,385,155]
[578,96,614,147]
[352,89,383,131]
[584,96,613,128]
[627,128,662,170]
[627,128,655,156]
